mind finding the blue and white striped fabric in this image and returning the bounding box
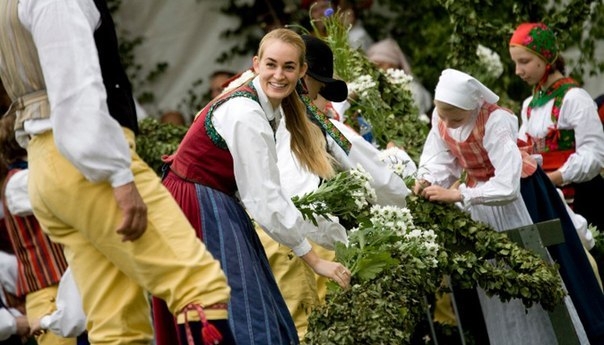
[195,184,299,345]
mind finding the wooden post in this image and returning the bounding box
[506,219,581,345]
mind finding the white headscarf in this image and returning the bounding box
[434,69,499,110]
[367,38,412,75]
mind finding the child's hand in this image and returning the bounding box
[413,179,431,194]
[29,317,44,336]
[547,170,564,186]
[421,185,462,204]
[15,316,30,337]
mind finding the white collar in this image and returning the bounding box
[253,76,282,124]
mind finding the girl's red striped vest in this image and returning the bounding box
[2,168,67,296]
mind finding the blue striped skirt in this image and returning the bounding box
[195,184,299,345]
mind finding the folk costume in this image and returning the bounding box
[0,1,231,344]
[511,23,604,344]
[2,161,73,345]
[157,77,307,345]
[512,23,604,231]
[418,69,588,344]
[252,34,411,338]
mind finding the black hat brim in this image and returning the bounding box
[307,71,348,102]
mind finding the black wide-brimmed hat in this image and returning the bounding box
[302,35,348,102]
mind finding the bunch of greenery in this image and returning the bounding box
[135,118,188,175]
[293,166,376,228]
[297,168,565,344]
[310,7,429,162]
[295,168,443,344]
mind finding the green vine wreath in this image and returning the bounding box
[298,169,565,345]
[406,194,565,311]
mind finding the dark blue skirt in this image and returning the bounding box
[195,184,299,345]
[521,167,604,344]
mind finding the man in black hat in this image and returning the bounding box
[301,34,378,145]
[301,35,348,104]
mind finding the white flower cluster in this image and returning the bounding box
[404,228,439,267]
[349,165,377,210]
[476,44,503,79]
[378,147,417,180]
[384,68,413,89]
[367,203,440,268]
[369,204,415,236]
[347,75,376,98]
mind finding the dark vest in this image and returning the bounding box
[92,0,139,134]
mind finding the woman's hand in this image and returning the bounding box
[29,318,44,336]
[301,250,351,288]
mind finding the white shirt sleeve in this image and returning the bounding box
[0,308,17,341]
[211,96,313,257]
[520,89,604,183]
[417,110,463,188]
[419,109,523,205]
[20,0,134,187]
[329,119,409,207]
[0,252,18,296]
[459,110,524,205]
[39,268,86,338]
[5,170,33,216]
[557,89,604,183]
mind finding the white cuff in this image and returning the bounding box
[5,170,33,216]
[39,315,51,330]
[109,169,134,188]
[292,239,312,257]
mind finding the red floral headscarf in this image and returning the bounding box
[510,22,562,95]
[509,22,558,65]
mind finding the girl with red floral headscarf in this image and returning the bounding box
[510,22,604,344]
[509,23,604,229]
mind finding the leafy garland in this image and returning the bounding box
[212,0,604,123]
[309,7,430,161]
[406,194,565,310]
[295,168,565,344]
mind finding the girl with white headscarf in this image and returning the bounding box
[414,68,589,344]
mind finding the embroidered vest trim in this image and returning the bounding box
[203,81,260,150]
[301,95,352,155]
[527,77,578,153]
